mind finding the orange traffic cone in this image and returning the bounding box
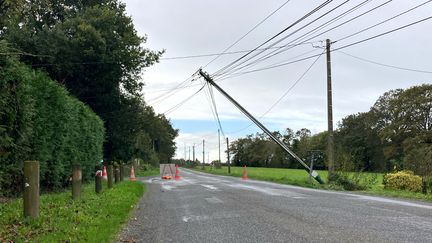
[102,166,108,180]
[242,165,248,180]
[130,166,137,181]
[175,164,181,180]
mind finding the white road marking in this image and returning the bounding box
[161,184,174,191]
[205,197,223,203]
[202,184,218,190]
[353,195,432,209]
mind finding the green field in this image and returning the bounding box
[0,181,144,242]
[195,166,432,202]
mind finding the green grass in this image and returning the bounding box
[135,166,160,177]
[0,181,144,242]
[194,166,432,202]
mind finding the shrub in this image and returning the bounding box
[329,171,378,191]
[0,42,104,196]
[383,170,422,192]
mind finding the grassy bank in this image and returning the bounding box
[194,166,432,202]
[135,165,160,177]
[0,181,144,242]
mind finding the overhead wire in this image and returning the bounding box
[337,50,432,74]
[226,50,324,135]
[218,0,378,78]
[202,0,293,68]
[162,83,206,115]
[213,0,350,78]
[336,0,432,43]
[211,0,334,77]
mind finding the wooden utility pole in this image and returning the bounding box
[202,139,205,169]
[218,129,221,163]
[72,165,82,200]
[226,137,231,174]
[193,144,195,162]
[326,39,335,180]
[23,161,39,218]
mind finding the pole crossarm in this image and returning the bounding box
[198,69,324,184]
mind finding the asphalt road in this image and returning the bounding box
[118,168,432,243]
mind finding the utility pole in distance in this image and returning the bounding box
[226,137,231,174]
[218,129,221,163]
[326,39,335,180]
[193,144,195,162]
[202,139,205,169]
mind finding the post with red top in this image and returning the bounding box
[175,164,181,180]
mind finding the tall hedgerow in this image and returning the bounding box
[0,41,104,196]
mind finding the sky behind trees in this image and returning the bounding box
[124,0,432,162]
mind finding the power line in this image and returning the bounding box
[226,51,324,135]
[212,0,334,77]
[336,0,432,44]
[220,0,379,77]
[214,0,350,78]
[203,0,293,68]
[162,84,206,115]
[337,50,432,74]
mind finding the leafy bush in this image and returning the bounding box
[0,42,104,196]
[329,171,378,191]
[383,170,422,192]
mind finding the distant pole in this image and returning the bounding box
[227,137,231,174]
[23,161,39,218]
[193,144,195,162]
[326,38,335,180]
[184,143,186,161]
[202,139,205,169]
[72,165,82,200]
[218,129,221,163]
[188,147,191,161]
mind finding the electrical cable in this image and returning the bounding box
[337,50,432,74]
[202,0,293,68]
[211,0,334,77]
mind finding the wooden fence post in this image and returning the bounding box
[107,165,113,188]
[95,165,102,193]
[120,164,124,181]
[114,165,120,183]
[72,165,82,200]
[23,161,39,218]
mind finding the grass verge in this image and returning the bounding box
[193,166,432,202]
[135,166,160,177]
[0,181,144,242]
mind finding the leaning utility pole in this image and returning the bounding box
[202,139,205,169]
[326,39,335,180]
[218,129,221,163]
[199,69,324,184]
[226,137,231,174]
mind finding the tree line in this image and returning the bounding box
[0,0,177,195]
[229,84,432,175]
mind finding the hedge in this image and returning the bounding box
[0,42,105,196]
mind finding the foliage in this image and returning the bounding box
[0,181,144,242]
[383,170,422,192]
[0,0,177,164]
[0,43,104,196]
[328,171,378,191]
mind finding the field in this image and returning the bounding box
[0,181,144,242]
[195,166,432,202]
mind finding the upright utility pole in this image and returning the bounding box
[226,137,231,174]
[193,144,195,162]
[202,139,205,169]
[188,147,191,161]
[218,129,221,162]
[326,39,335,180]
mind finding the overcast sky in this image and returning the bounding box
[123,0,432,162]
